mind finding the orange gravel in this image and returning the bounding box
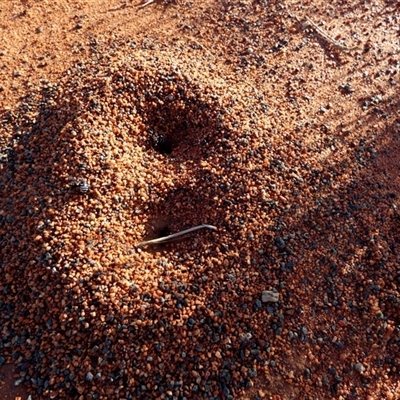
[0,0,399,399]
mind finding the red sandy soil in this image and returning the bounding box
[0,0,399,399]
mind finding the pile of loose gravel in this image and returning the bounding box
[0,51,279,399]
[1,19,399,400]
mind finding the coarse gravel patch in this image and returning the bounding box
[0,52,282,399]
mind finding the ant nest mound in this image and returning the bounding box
[0,55,253,398]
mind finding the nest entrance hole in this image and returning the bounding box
[149,129,175,155]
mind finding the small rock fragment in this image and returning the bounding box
[354,363,365,373]
[274,236,286,250]
[14,377,25,386]
[339,83,355,94]
[85,372,94,381]
[262,290,279,303]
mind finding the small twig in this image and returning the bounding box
[135,224,217,247]
[137,0,176,9]
[137,0,156,8]
[298,15,359,52]
[185,37,214,58]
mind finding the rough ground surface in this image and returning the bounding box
[0,0,399,399]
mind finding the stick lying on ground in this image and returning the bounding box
[296,15,359,52]
[137,0,155,8]
[135,224,217,247]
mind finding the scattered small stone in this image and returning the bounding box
[240,332,253,342]
[262,290,279,303]
[85,372,94,381]
[354,363,365,373]
[14,377,25,386]
[300,326,308,335]
[253,299,262,311]
[339,83,355,94]
[248,368,257,378]
[274,236,286,250]
[79,180,90,194]
[288,331,298,339]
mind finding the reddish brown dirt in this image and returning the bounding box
[0,364,31,399]
[0,0,399,399]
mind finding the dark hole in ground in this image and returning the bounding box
[158,225,172,238]
[139,77,221,162]
[149,129,174,155]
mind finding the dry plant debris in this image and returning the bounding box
[296,15,360,52]
[136,225,218,247]
[0,0,400,399]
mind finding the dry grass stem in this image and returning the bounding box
[135,224,217,247]
[137,0,156,9]
[299,15,359,51]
